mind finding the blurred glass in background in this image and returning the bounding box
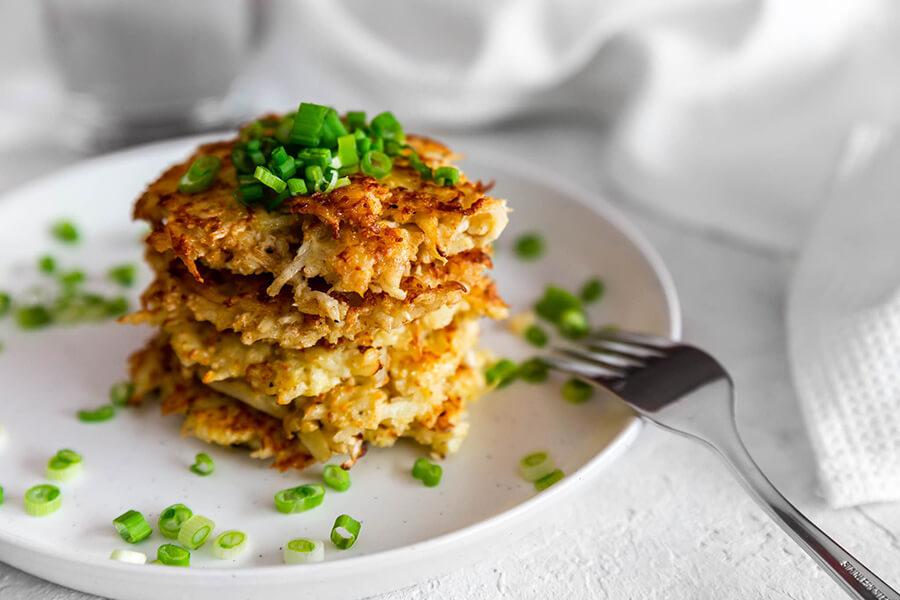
[41,0,267,150]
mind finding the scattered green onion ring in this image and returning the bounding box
[559,308,589,339]
[113,510,152,544]
[535,286,581,323]
[411,458,442,487]
[156,544,190,567]
[39,255,56,274]
[535,469,565,491]
[108,264,137,287]
[77,405,115,423]
[51,221,79,243]
[158,504,193,539]
[515,233,545,260]
[16,305,53,330]
[360,150,392,179]
[189,453,214,476]
[178,156,221,194]
[177,515,215,550]
[0,292,10,317]
[110,549,147,564]
[24,484,61,517]
[518,358,549,384]
[274,484,325,514]
[580,278,605,303]
[211,530,249,560]
[330,514,361,550]
[562,378,594,404]
[322,464,351,492]
[433,166,459,186]
[283,538,324,564]
[519,450,556,482]
[46,449,84,481]
[485,359,517,388]
[524,325,548,347]
[109,381,134,407]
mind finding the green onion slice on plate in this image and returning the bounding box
[113,510,152,544]
[109,549,147,564]
[330,514,361,550]
[519,450,556,483]
[274,484,325,514]
[283,538,324,564]
[411,458,443,487]
[158,504,192,539]
[211,530,249,560]
[189,453,214,476]
[322,464,351,492]
[177,515,215,550]
[157,544,190,567]
[24,484,61,517]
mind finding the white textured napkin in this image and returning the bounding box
[245,0,900,505]
[789,129,900,507]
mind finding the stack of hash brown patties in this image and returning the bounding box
[123,122,509,471]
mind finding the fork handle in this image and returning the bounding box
[710,429,900,600]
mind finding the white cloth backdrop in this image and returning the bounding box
[254,0,900,507]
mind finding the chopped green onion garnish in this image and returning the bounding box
[518,358,549,384]
[239,120,264,142]
[330,514,361,550]
[515,233,545,260]
[231,146,255,173]
[273,156,297,179]
[524,325,548,347]
[46,449,83,481]
[253,166,287,193]
[235,184,264,206]
[316,169,339,193]
[411,458,442,487]
[345,111,367,131]
[178,156,221,194]
[535,286,581,323]
[0,292,10,317]
[157,544,190,567]
[298,147,332,167]
[485,358,517,388]
[320,109,349,148]
[0,486,4,504]
[287,178,308,196]
[211,530,248,560]
[77,405,115,423]
[433,166,459,186]
[336,134,359,169]
[177,515,214,550]
[580,278,605,303]
[51,221,79,243]
[322,464,351,492]
[304,165,324,189]
[271,146,290,165]
[283,538,324,564]
[24,484,61,517]
[158,504,193,539]
[334,176,351,190]
[275,114,295,144]
[562,378,594,404]
[113,510,152,543]
[110,549,147,564]
[189,453,214,476]
[109,381,134,407]
[16,305,52,330]
[370,111,405,141]
[108,264,137,287]
[39,255,56,274]
[559,309,589,339]
[360,150,392,179]
[534,469,565,491]
[291,102,330,146]
[519,450,556,482]
[274,484,325,514]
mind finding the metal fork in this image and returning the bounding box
[543,330,899,600]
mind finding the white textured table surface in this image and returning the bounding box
[3,118,900,600]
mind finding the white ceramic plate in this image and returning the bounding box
[0,136,679,600]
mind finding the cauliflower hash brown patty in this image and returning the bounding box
[135,134,508,300]
[129,328,487,468]
[123,110,509,471]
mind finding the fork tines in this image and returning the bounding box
[544,329,675,384]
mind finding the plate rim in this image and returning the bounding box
[0,133,681,586]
